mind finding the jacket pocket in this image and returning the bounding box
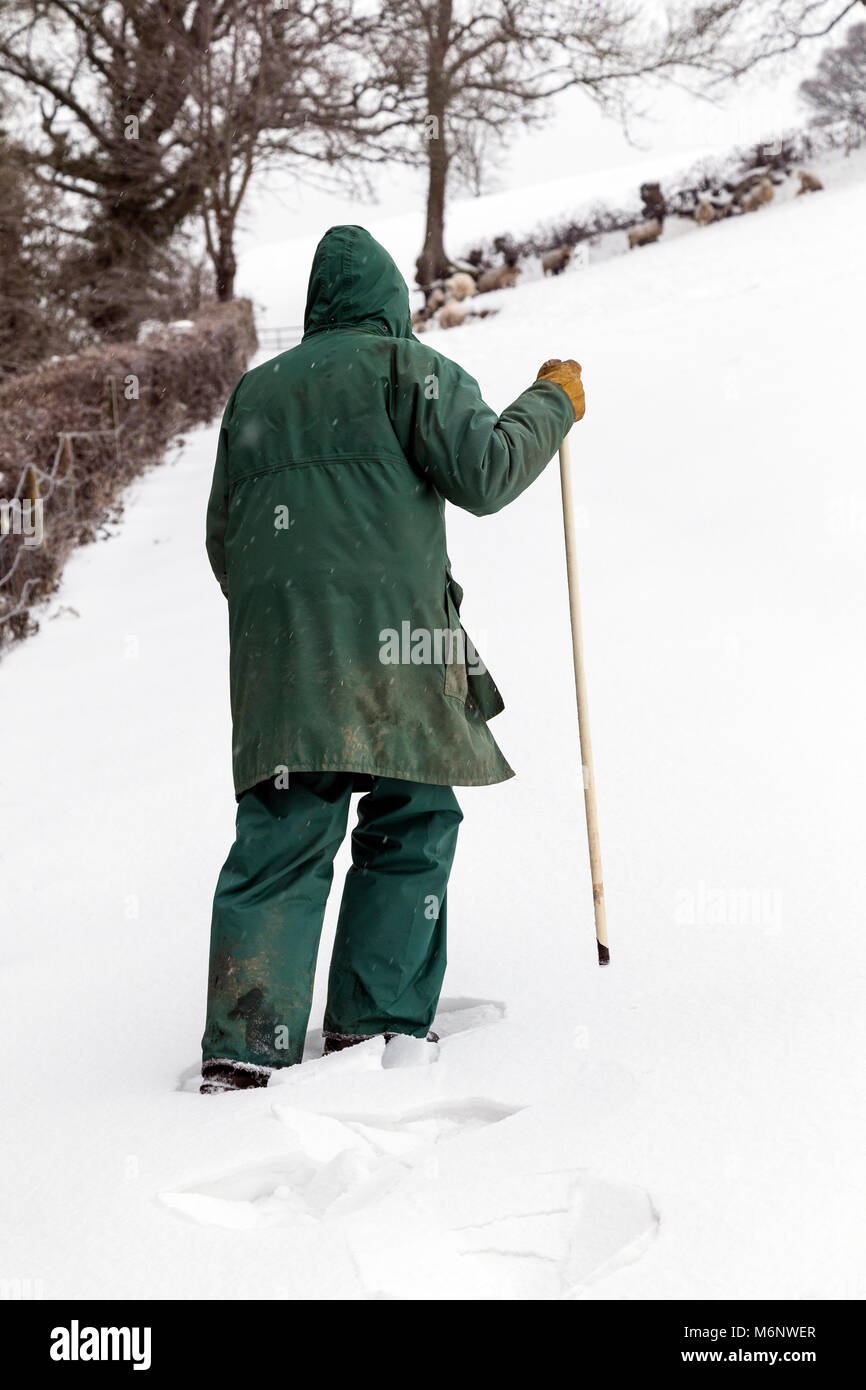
[443,569,506,720]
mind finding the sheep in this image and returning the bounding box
[740,176,774,214]
[542,244,573,277]
[476,265,521,293]
[693,199,721,227]
[640,181,667,222]
[410,284,446,332]
[627,218,663,250]
[443,271,477,301]
[797,170,824,195]
[730,169,766,202]
[437,299,469,329]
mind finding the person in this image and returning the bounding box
[201,224,585,1093]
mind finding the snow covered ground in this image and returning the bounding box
[2,155,866,1301]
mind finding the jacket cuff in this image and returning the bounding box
[529,376,577,427]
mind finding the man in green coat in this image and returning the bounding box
[201,224,585,1092]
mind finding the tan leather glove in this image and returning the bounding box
[536,358,585,422]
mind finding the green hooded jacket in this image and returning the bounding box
[206,225,574,796]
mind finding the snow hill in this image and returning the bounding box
[2,154,866,1301]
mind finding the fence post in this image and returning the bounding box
[24,465,39,504]
[107,376,121,458]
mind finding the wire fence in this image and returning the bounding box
[0,377,123,632]
[0,299,257,652]
[256,325,304,352]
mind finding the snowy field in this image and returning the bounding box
[238,143,862,328]
[2,156,865,1300]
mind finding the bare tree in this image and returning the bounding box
[0,1,219,335]
[190,1,364,301]
[344,1,758,287]
[0,1,370,329]
[800,21,866,128]
[691,0,866,80]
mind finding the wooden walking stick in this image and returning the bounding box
[558,433,609,965]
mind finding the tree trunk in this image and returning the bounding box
[416,130,450,289]
[214,224,237,302]
[415,0,452,290]
[215,255,236,302]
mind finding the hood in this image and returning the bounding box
[303,225,413,340]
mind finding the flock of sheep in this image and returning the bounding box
[415,165,825,332]
[412,245,573,333]
[630,166,824,248]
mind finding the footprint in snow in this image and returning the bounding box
[453,1175,658,1298]
[349,1171,659,1301]
[434,995,506,1038]
[159,1098,519,1228]
[161,1098,658,1299]
[167,995,654,1296]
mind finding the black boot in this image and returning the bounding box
[323,1030,439,1056]
[200,1058,271,1094]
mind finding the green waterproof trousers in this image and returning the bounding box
[202,772,462,1068]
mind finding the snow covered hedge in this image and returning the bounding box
[460,121,861,268]
[0,298,256,650]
